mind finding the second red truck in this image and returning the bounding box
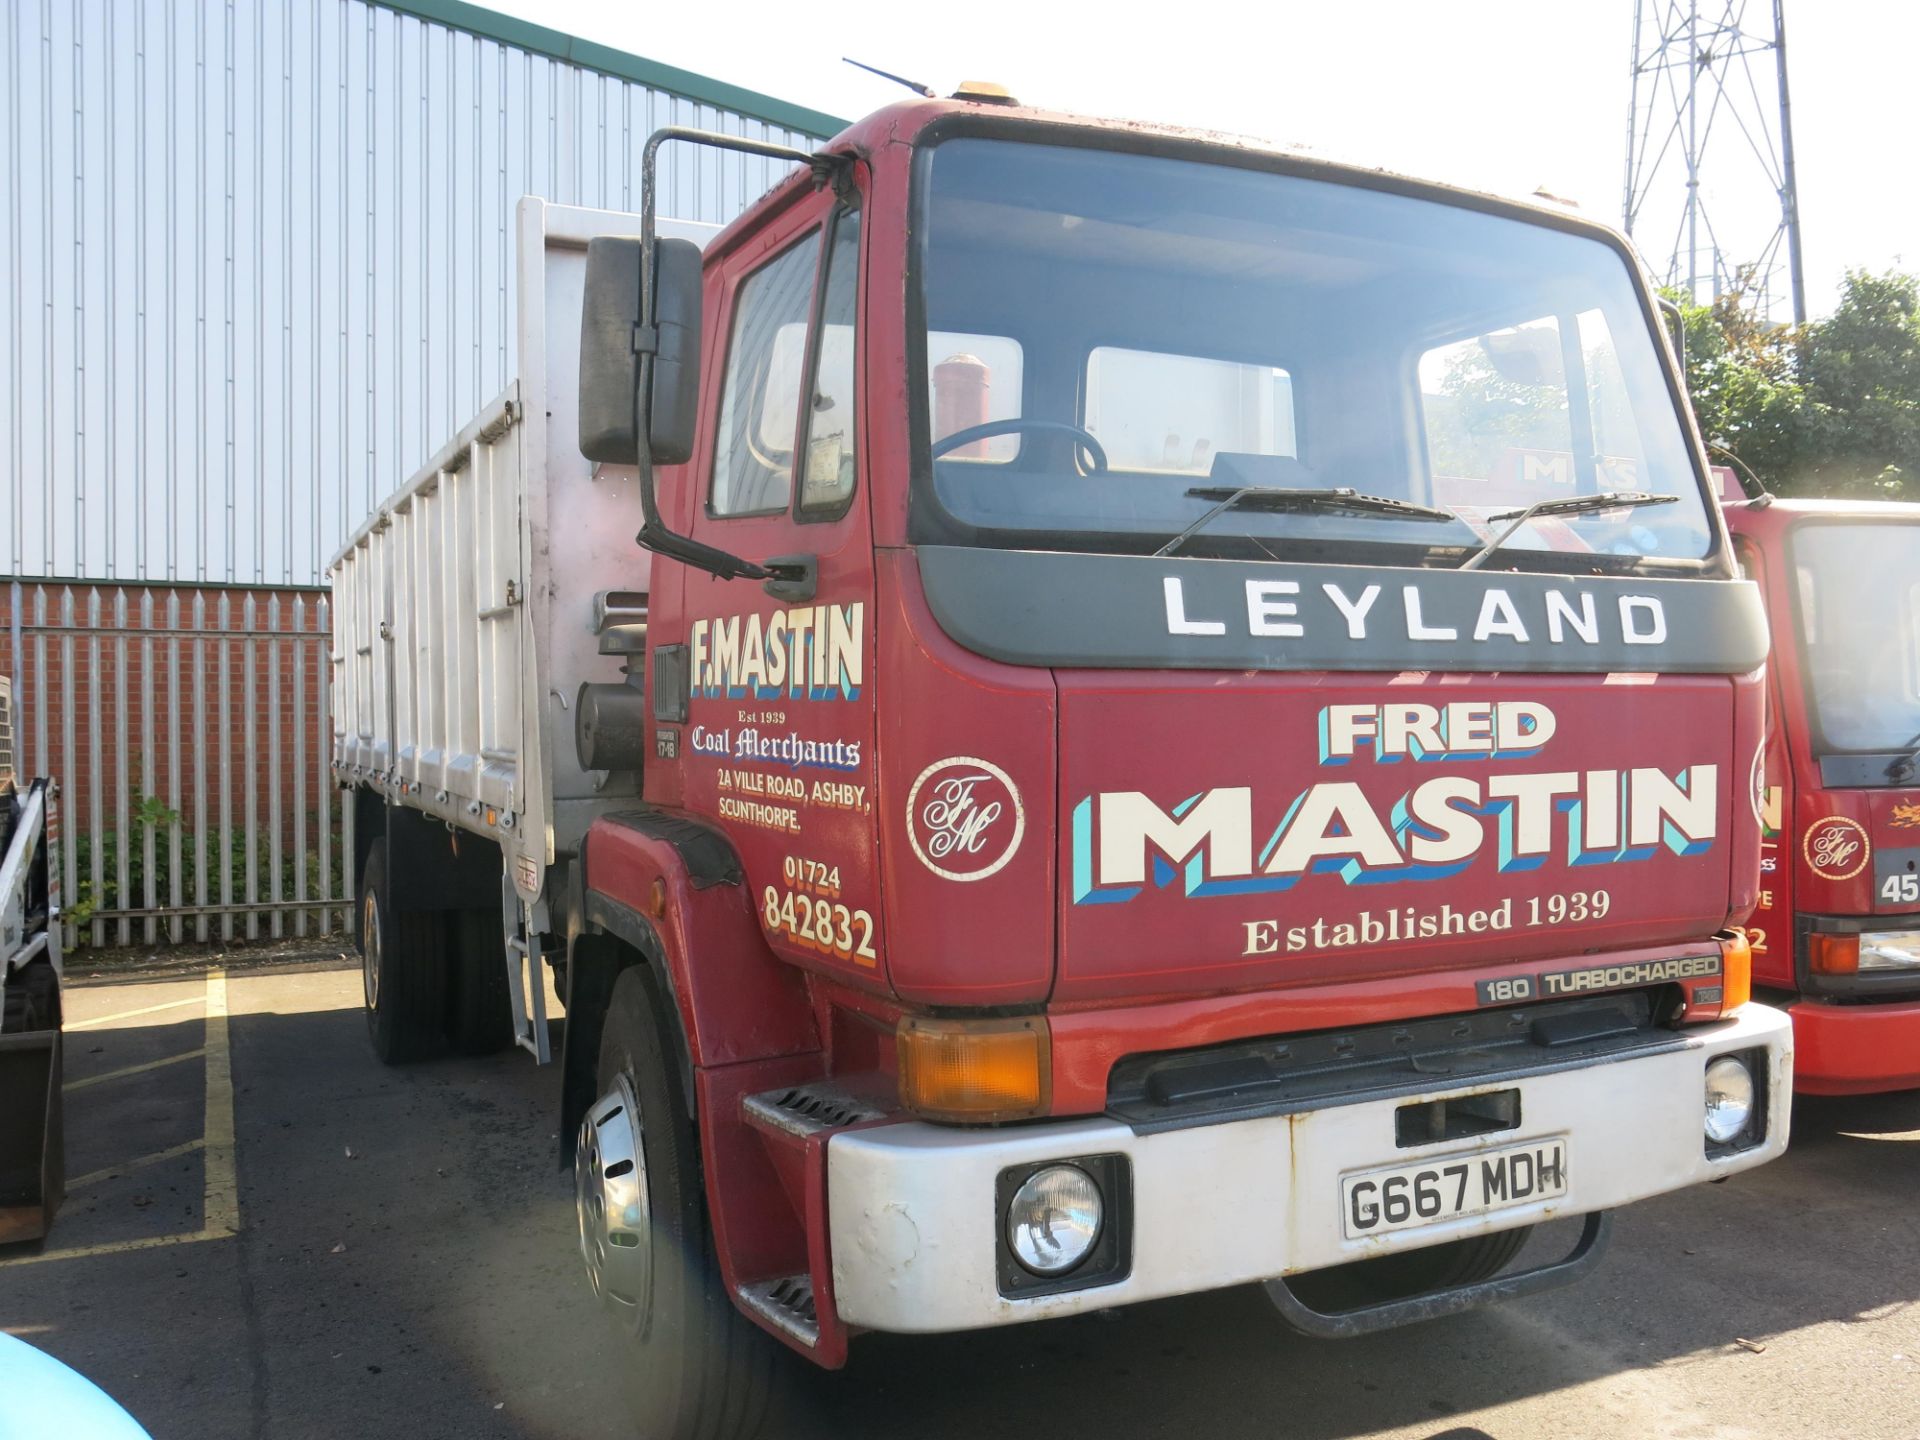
[1724,473,1920,1093]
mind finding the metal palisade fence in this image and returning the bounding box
[1,580,350,949]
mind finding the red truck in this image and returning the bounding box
[1722,473,1920,1092]
[332,92,1791,1438]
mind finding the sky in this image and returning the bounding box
[491,0,1918,322]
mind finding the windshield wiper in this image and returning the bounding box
[1155,486,1455,559]
[1459,490,1680,571]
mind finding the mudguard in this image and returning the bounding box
[577,809,819,1071]
[569,809,830,1345]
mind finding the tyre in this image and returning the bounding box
[447,906,515,1056]
[357,838,448,1064]
[1285,1225,1533,1315]
[577,965,783,1440]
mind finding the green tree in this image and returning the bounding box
[1799,270,1920,497]
[1667,270,1920,499]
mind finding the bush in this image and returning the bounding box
[64,791,345,944]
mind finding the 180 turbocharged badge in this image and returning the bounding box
[1475,953,1721,1006]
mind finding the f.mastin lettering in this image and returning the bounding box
[691,602,864,701]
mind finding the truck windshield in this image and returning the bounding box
[913,137,1712,568]
[1793,523,1920,753]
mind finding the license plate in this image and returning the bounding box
[1340,1137,1568,1239]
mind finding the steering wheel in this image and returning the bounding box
[931,418,1109,475]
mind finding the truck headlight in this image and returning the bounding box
[1704,1056,1755,1144]
[1859,930,1920,972]
[1006,1165,1103,1276]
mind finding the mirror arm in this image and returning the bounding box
[1657,294,1687,373]
[627,389,808,585]
[627,125,844,586]
[632,474,776,583]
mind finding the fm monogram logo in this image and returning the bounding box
[907,757,1025,882]
[1804,816,1870,881]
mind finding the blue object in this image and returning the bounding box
[0,1332,151,1439]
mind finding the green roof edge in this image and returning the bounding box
[374,0,849,139]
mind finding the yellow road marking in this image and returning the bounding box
[66,994,205,1030]
[0,1229,221,1269]
[201,969,239,1236]
[67,1137,208,1191]
[5,970,241,1269]
[64,1047,206,1092]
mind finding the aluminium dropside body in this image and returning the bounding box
[328,199,713,1057]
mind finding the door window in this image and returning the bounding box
[710,233,822,516]
[799,211,863,517]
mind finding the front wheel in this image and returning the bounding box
[577,965,785,1440]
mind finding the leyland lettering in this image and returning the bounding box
[1161,575,1669,648]
[1071,699,1717,905]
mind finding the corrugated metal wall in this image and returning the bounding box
[2,0,836,589]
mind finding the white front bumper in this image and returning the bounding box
[828,1003,1791,1334]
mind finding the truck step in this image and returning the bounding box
[741,1081,886,1139]
[737,1274,818,1348]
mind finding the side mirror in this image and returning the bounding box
[577,236,704,466]
[648,238,703,466]
[1478,326,1560,387]
[579,237,645,465]
[576,124,832,589]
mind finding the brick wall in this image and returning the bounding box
[0,579,349,947]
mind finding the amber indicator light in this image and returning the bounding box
[1807,932,1860,976]
[896,1015,1050,1123]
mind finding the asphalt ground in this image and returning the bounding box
[4,961,1918,1440]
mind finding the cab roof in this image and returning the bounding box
[702,96,1640,264]
[1722,493,1920,541]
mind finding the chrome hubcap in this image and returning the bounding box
[576,1075,651,1320]
[361,891,381,1011]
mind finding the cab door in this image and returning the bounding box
[674,182,884,987]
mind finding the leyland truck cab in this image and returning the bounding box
[1724,481,1920,1092]
[334,93,1791,1440]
